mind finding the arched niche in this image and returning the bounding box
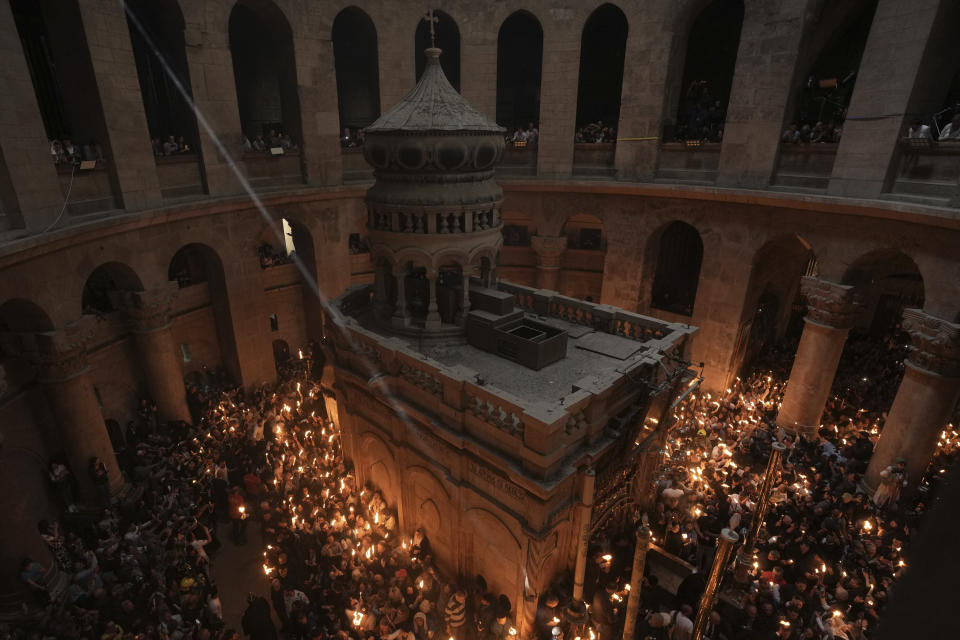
[671,0,743,142]
[332,7,381,131]
[496,11,543,130]
[649,221,704,317]
[575,4,628,130]
[81,262,144,315]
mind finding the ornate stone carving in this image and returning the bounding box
[122,284,178,333]
[530,235,567,268]
[901,309,960,377]
[799,276,864,329]
[33,319,96,382]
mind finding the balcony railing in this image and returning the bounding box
[890,139,960,202]
[572,143,615,178]
[57,163,120,216]
[368,208,500,234]
[772,143,838,190]
[241,149,303,188]
[342,147,373,183]
[156,154,204,198]
[497,142,538,177]
[657,142,721,183]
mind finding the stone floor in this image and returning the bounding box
[209,519,282,633]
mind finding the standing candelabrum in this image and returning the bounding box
[733,441,786,586]
[621,526,652,640]
[690,529,739,640]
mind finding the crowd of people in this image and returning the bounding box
[572,329,957,640]
[673,80,725,143]
[259,242,295,268]
[50,138,106,166]
[9,351,519,640]
[505,123,539,146]
[152,135,194,157]
[245,130,298,154]
[6,318,957,640]
[340,128,366,149]
[575,122,617,144]
[906,113,960,141]
[780,121,843,145]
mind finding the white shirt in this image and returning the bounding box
[939,123,960,140]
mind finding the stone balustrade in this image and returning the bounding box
[657,142,721,183]
[328,283,695,479]
[368,208,500,234]
[498,281,692,351]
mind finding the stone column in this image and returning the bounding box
[716,0,806,188]
[0,0,64,231]
[461,271,471,322]
[124,286,191,425]
[181,1,244,197]
[536,23,580,177]
[0,443,57,614]
[289,10,341,186]
[776,277,863,436]
[827,0,944,198]
[77,0,162,211]
[35,325,122,504]
[572,468,596,602]
[531,235,566,292]
[865,310,960,492]
[392,268,408,328]
[425,271,441,329]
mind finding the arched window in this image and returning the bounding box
[575,4,628,133]
[82,263,144,315]
[495,11,543,130]
[11,0,115,176]
[332,7,381,131]
[651,222,703,316]
[229,1,302,146]
[673,0,743,142]
[124,0,198,150]
[415,10,460,91]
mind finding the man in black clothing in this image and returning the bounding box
[242,594,278,640]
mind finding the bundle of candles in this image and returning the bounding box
[193,363,520,640]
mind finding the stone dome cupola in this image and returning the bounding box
[363,47,506,333]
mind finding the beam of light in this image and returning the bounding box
[123,0,417,428]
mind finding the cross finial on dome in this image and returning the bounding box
[423,8,438,48]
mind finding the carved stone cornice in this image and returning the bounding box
[121,284,178,333]
[800,276,864,329]
[530,235,567,268]
[901,309,960,378]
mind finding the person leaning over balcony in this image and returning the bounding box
[907,118,932,139]
[938,113,960,140]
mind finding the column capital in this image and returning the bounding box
[120,284,178,333]
[33,318,97,382]
[530,235,567,268]
[800,276,864,329]
[901,309,960,378]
